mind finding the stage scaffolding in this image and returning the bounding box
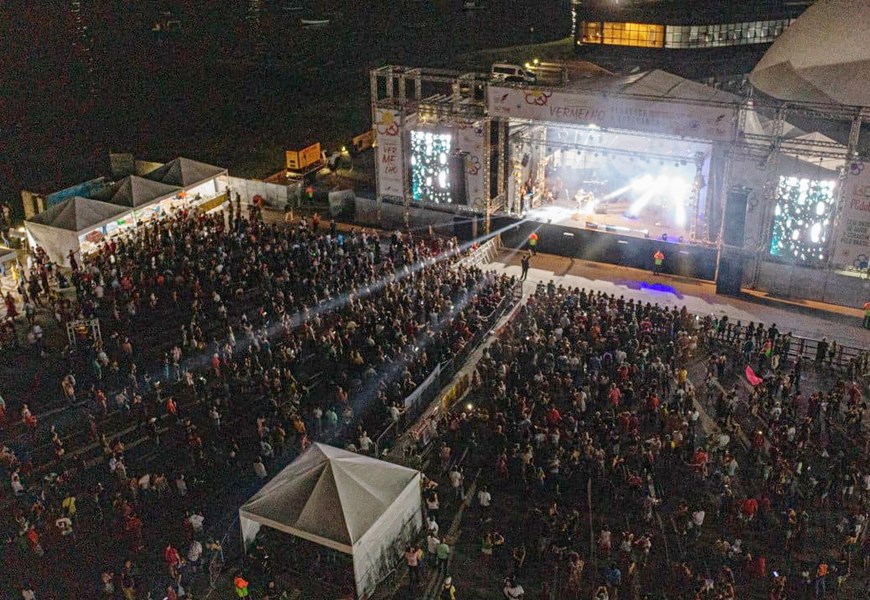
[370,64,867,279]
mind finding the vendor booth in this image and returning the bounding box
[24,196,129,267]
[239,443,422,599]
[143,157,228,211]
[87,175,181,223]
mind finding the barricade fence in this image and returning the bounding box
[456,235,502,271]
[704,323,868,376]
[374,278,522,458]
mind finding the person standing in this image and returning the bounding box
[233,574,250,598]
[520,253,530,281]
[404,544,423,587]
[653,249,665,275]
[528,232,538,256]
[440,576,456,600]
[436,538,451,574]
[120,560,137,600]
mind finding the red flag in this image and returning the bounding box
[745,365,763,386]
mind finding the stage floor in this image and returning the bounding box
[522,198,693,243]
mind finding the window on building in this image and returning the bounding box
[602,22,665,48]
[580,21,603,44]
[663,18,792,49]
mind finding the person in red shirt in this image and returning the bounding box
[164,544,181,578]
[608,384,622,408]
[692,449,708,478]
[645,393,660,423]
[546,405,561,427]
[742,497,759,522]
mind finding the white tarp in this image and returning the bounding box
[487,85,739,142]
[239,443,422,599]
[750,0,870,106]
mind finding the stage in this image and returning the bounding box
[521,195,692,244]
[491,212,720,281]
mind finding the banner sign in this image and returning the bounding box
[487,86,738,143]
[455,121,487,209]
[403,364,440,409]
[833,162,870,269]
[374,108,405,198]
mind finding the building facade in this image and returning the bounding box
[571,0,814,87]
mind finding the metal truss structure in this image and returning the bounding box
[370,64,867,268]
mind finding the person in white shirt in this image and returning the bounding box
[359,432,372,453]
[426,532,440,567]
[427,516,439,536]
[449,466,465,501]
[188,539,203,572]
[478,485,492,519]
[503,575,524,599]
[189,510,205,533]
[253,457,268,479]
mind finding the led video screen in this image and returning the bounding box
[769,176,836,263]
[410,130,452,203]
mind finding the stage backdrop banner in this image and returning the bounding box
[455,121,487,208]
[832,163,870,269]
[487,86,738,143]
[374,108,405,198]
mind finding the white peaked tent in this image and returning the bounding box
[239,443,422,599]
[88,175,181,209]
[143,157,227,188]
[750,0,870,106]
[24,196,129,266]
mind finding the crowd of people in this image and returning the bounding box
[0,201,516,599]
[412,281,870,600]
[1,195,868,600]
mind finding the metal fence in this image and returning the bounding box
[374,279,522,457]
[706,325,868,374]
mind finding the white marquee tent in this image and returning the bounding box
[239,443,422,599]
[750,0,870,106]
[88,175,181,209]
[143,157,228,188]
[24,196,129,266]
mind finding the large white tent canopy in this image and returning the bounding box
[24,196,129,266]
[239,443,422,599]
[88,175,181,209]
[143,157,228,188]
[750,0,870,106]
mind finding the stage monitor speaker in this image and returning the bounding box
[723,186,750,247]
[716,256,744,296]
[449,154,468,205]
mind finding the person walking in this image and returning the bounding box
[653,249,665,275]
[520,253,530,281]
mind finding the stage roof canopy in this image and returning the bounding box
[750,0,870,106]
